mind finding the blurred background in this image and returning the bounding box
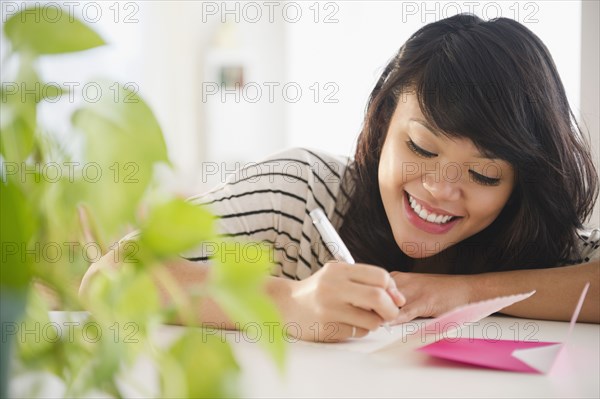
[1,0,598,224]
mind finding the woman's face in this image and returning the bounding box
[378,92,515,258]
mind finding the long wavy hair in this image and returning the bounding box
[339,14,598,273]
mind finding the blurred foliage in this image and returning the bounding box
[1,5,285,398]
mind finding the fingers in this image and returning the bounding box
[343,283,400,322]
[388,272,423,325]
[311,322,369,342]
[343,263,406,313]
[346,263,392,288]
[341,323,369,340]
[348,264,406,306]
[386,278,406,307]
[390,306,420,326]
[312,298,388,333]
[320,262,404,322]
[338,303,387,331]
[307,262,409,341]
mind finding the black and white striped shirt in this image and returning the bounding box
[183,147,354,280]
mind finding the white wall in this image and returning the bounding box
[285,1,582,155]
[284,2,418,155]
[141,1,287,193]
[581,0,600,227]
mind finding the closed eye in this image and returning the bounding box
[407,138,502,186]
[469,170,501,186]
[406,139,436,158]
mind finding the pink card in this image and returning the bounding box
[418,283,590,373]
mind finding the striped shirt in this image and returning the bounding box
[180,147,599,279]
[183,147,354,280]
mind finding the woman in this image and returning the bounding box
[81,14,599,341]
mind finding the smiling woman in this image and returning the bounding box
[338,13,599,325]
[82,13,600,342]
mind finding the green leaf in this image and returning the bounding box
[72,81,169,240]
[211,288,286,369]
[1,73,67,106]
[212,240,274,286]
[84,263,161,330]
[0,180,36,288]
[0,76,69,163]
[0,66,39,162]
[210,241,286,369]
[38,83,67,102]
[139,199,216,258]
[4,6,105,55]
[15,289,52,364]
[163,331,240,398]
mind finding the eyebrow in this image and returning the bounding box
[409,118,499,161]
[410,118,438,135]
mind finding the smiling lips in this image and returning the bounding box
[407,193,457,224]
[403,191,463,234]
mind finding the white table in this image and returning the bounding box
[223,315,599,398]
[10,314,600,398]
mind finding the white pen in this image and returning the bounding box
[310,208,393,333]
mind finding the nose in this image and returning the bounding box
[422,172,461,202]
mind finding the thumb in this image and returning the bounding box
[386,274,406,307]
[390,305,420,325]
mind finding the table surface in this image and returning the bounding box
[9,314,600,398]
[222,315,600,398]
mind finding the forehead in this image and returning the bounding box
[393,92,423,119]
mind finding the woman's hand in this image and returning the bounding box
[390,272,477,324]
[284,262,405,342]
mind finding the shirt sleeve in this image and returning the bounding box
[559,228,600,265]
[577,228,600,263]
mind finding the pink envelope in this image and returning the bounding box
[418,283,589,374]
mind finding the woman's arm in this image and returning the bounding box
[79,247,405,342]
[391,260,599,324]
[476,261,599,322]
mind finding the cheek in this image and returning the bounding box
[379,141,414,190]
[378,142,398,190]
[468,188,512,224]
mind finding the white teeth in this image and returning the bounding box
[408,193,455,224]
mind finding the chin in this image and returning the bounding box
[399,247,444,259]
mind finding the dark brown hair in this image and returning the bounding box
[339,14,598,273]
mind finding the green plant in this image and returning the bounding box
[0,5,285,397]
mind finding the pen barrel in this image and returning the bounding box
[310,209,356,264]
